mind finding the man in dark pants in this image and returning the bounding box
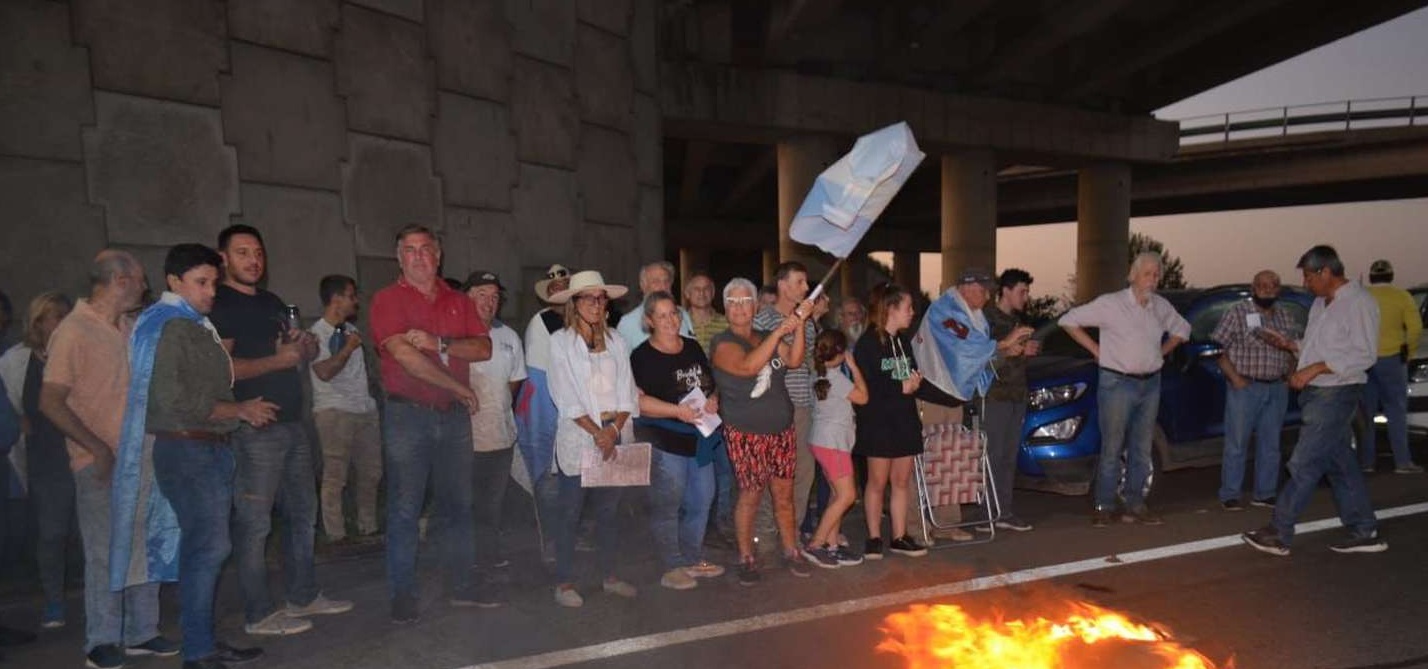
[369,225,493,622]
[982,269,1040,532]
[210,224,351,636]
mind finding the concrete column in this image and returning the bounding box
[1076,162,1131,303]
[762,249,779,286]
[939,151,998,293]
[777,136,838,265]
[678,247,709,294]
[893,251,920,294]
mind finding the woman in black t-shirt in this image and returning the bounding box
[631,292,725,590]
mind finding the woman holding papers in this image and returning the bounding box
[546,271,640,608]
[709,278,812,586]
[853,284,963,560]
[631,291,726,591]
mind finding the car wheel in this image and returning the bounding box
[1144,426,1169,500]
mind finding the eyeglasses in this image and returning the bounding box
[725,296,755,306]
[576,294,609,305]
[547,268,570,279]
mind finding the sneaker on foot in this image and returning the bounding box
[243,611,312,636]
[936,526,974,540]
[784,551,813,577]
[800,544,841,569]
[391,596,419,624]
[1221,499,1244,512]
[660,567,698,590]
[684,560,726,579]
[1394,463,1424,474]
[211,641,264,665]
[554,585,583,608]
[1328,532,1388,554]
[1091,509,1113,527]
[737,558,761,586]
[125,636,181,657]
[832,545,864,566]
[864,537,885,560]
[1250,497,1276,509]
[888,535,928,557]
[86,643,126,669]
[40,600,65,629]
[1121,507,1163,525]
[1242,526,1290,557]
[602,578,638,598]
[284,593,354,617]
[995,516,1034,532]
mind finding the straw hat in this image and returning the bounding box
[547,270,628,304]
[534,264,570,302]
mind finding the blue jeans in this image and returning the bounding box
[471,448,512,567]
[152,438,234,661]
[1359,355,1411,468]
[30,467,75,609]
[648,448,714,570]
[710,442,735,533]
[385,402,474,603]
[1272,384,1377,543]
[1220,381,1289,502]
[75,466,160,652]
[1094,370,1161,511]
[554,471,622,584]
[231,421,319,624]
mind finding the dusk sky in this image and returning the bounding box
[881,6,1428,299]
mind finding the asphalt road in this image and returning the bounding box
[5,436,1427,669]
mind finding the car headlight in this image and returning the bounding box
[1410,359,1428,384]
[1028,382,1088,411]
[1030,416,1082,441]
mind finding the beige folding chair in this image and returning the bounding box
[914,409,999,548]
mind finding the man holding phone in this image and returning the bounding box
[982,269,1040,532]
[1211,270,1298,511]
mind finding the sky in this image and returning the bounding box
[883,6,1428,299]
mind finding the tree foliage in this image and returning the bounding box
[1128,232,1188,290]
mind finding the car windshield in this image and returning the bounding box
[1189,297,1309,342]
[1032,322,1096,359]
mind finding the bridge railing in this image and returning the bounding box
[1173,96,1424,144]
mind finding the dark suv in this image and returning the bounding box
[1014,285,1314,493]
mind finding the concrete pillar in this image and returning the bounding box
[777,136,838,266]
[893,251,920,294]
[1076,162,1131,303]
[678,247,709,294]
[762,249,779,286]
[939,150,998,293]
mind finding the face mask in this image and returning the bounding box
[1252,296,1276,309]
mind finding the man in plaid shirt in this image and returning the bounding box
[1212,270,1300,510]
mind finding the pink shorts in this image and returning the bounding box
[810,445,853,481]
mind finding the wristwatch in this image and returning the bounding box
[438,336,450,355]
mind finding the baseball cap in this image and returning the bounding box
[957,267,995,287]
[1369,259,1393,275]
[462,270,503,292]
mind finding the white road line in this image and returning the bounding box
[466,501,1428,669]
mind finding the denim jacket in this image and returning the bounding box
[548,327,639,475]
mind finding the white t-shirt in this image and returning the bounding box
[308,319,377,414]
[470,322,527,451]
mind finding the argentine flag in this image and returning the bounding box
[789,121,925,258]
[911,289,998,401]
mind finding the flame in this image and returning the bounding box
[878,601,1228,669]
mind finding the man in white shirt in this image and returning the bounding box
[463,271,527,577]
[1060,252,1190,526]
[309,275,381,543]
[616,261,693,350]
[1243,245,1386,557]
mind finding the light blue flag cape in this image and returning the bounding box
[110,293,205,590]
[515,366,558,483]
[789,121,925,258]
[911,289,997,401]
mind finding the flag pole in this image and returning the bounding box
[805,256,847,304]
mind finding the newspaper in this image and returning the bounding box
[580,442,652,487]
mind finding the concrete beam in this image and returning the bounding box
[717,147,776,215]
[661,63,1180,164]
[679,140,714,217]
[975,0,1136,84]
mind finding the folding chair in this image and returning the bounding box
[914,408,1000,548]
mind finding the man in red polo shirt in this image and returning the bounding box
[369,224,493,622]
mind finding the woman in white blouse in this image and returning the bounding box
[546,271,640,608]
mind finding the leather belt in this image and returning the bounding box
[1101,367,1158,381]
[153,429,229,443]
[1248,377,1284,383]
[387,394,458,413]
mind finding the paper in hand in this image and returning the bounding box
[580,442,652,487]
[680,387,723,438]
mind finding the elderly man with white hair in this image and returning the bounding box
[1059,252,1190,527]
[617,261,694,350]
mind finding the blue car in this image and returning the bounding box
[1014,284,1314,494]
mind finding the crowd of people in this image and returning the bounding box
[0,227,1416,668]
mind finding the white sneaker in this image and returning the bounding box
[602,578,638,598]
[244,611,313,636]
[750,363,773,398]
[285,593,354,617]
[660,568,698,590]
[684,561,726,579]
[554,585,583,608]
